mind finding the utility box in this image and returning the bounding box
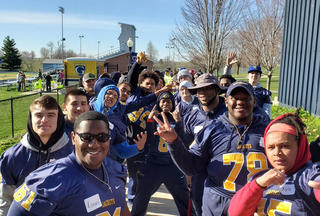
[64,57,104,85]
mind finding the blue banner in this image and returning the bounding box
[131,52,137,65]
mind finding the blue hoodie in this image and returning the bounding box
[93,84,139,162]
[94,84,120,115]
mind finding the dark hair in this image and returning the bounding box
[271,108,306,140]
[74,111,109,132]
[64,89,88,103]
[138,69,159,86]
[219,74,236,83]
[30,95,59,111]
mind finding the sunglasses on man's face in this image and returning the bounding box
[76,132,110,143]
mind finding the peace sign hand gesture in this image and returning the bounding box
[153,112,178,143]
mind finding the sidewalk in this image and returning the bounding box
[128,184,179,216]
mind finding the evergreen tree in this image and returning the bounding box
[1,36,22,71]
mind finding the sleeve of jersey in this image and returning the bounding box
[174,121,190,148]
[228,179,264,216]
[125,93,157,114]
[223,65,232,75]
[127,61,141,92]
[176,114,195,147]
[7,164,72,216]
[0,147,19,185]
[167,136,208,176]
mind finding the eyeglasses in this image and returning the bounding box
[76,132,110,143]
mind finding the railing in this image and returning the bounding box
[0,85,77,139]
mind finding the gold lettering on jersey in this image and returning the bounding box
[102,198,115,208]
[128,108,144,122]
[266,190,280,195]
[237,144,252,149]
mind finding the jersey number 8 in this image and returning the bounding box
[223,152,268,192]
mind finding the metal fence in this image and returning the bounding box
[0,85,76,139]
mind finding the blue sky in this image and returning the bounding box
[0,0,185,59]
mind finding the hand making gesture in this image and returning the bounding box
[153,112,178,143]
[226,52,238,66]
[170,104,182,123]
[133,131,148,151]
[148,105,160,120]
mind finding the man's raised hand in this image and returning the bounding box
[134,131,147,151]
[153,112,178,143]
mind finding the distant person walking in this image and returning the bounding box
[16,71,22,92]
[37,68,42,81]
[20,72,26,91]
[45,73,52,92]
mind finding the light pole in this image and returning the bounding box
[165,43,174,62]
[58,7,65,60]
[97,41,101,59]
[127,37,134,70]
[79,35,84,56]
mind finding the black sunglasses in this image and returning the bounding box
[76,132,110,143]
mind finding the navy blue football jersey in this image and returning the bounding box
[256,163,320,216]
[8,153,127,216]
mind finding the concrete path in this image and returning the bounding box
[128,184,179,216]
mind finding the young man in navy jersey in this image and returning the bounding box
[63,89,90,138]
[248,65,272,117]
[8,111,130,216]
[0,96,72,215]
[131,92,194,216]
[155,81,270,216]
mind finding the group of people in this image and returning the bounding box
[1,51,319,216]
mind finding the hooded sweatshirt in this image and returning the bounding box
[0,107,71,215]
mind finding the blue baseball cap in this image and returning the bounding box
[226,81,254,97]
[248,65,262,74]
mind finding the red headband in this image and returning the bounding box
[266,123,297,137]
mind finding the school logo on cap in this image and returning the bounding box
[162,94,170,98]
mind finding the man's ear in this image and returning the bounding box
[70,131,76,146]
[62,103,67,111]
[225,97,228,107]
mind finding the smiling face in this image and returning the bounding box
[118,83,131,103]
[63,95,89,123]
[104,89,118,108]
[265,131,298,173]
[225,88,256,125]
[82,79,96,94]
[248,71,261,86]
[196,85,218,106]
[72,120,110,170]
[31,104,58,143]
[159,98,173,113]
